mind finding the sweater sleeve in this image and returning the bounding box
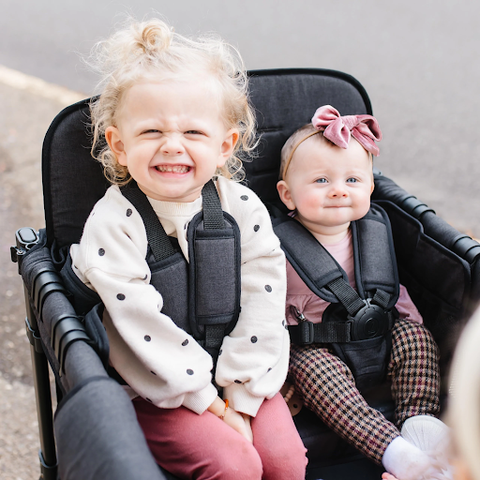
[214,178,289,417]
[396,284,423,324]
[70,186,217,414]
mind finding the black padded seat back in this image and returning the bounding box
[245,69,372,206]
[42,98,109,248]
[42,68,371,249]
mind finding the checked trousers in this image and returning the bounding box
[289,318,440,464]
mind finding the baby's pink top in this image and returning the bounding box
[285,228,423,325]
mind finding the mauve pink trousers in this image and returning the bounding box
[133,392,307,480]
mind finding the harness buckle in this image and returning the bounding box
[290,306,314,344]
[298,320,315,345]
[348,299,390,341]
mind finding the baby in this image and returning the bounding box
[276,105,450,480]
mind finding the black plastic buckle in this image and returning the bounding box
[11,227,39,266]
[298,320,315,345]
[25,317,44,354]
[348,299,389,341]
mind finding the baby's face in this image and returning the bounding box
[277,136,374,239]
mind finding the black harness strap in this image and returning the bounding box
[288,306,352,344]
[274,205,399,345]
[121,179,241,361]
[121,183,176,261]
[202,180,225,230]
[326,277,366,317]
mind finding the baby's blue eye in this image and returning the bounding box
[346,178,358,183]
[185,130,204,135]
[315,178,327,184]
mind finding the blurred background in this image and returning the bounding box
[1,0,479,478]
[2,0,480,235]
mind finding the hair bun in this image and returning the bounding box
[136,23,173,55]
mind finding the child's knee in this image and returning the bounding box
[259,438,308,480]
[211,444,263,480]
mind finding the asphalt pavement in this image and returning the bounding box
[2,1,480,237]
[0,69,84,480]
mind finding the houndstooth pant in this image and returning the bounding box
[289,318,440,464]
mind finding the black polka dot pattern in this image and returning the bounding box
[98,248,105,256]
[186,369,194,375]
[234,379,242,384]
[240,195,249,201]
[265,285,272,293]
[254,225,260,232]
[126,208,133,217]
[117,293,126,300]
[251,336,258,343]
[182,339,189,346]
[144,335,151,342]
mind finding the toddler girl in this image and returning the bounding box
[69,17,306,480]
[276,105,449,480]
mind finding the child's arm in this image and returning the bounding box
[214,178,290,417]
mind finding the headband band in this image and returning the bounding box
[281,105,382,179]
[281,130,321,180]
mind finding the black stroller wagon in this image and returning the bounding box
[11,68,480,480]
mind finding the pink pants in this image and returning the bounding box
[133,392,307,480]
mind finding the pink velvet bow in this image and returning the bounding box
[311,105,382,156]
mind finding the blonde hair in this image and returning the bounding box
[88,17,257,185]
[448,307,480,480]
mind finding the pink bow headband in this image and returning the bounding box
[281,105,382,179]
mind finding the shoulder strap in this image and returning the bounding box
[121,180,241,361]
[187,180,241,359]
[274,206,399,344]
[352,204,399,309]
[273,206,399,309]
[273,216,347,304]
[121,182,176,261]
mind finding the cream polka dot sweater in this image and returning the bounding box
[70,176,289,417]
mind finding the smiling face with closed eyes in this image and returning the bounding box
[277,134,374,243]
[105,74,239,203]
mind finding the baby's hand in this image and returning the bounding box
[382,473,399,480]
[223,408,253,443]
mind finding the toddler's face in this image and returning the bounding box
[105,75,238,202]
[277,135,374,239]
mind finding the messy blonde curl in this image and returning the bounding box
[88,17,257,185]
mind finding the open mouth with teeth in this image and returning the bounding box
[154,165,191,174]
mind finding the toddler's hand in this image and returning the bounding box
[223,408,253,443]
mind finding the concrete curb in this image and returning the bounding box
[0,64,86,106]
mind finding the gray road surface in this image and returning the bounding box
[2,0,480,236]
[1,1,479,478]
